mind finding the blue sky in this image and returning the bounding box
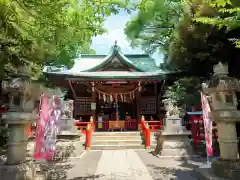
[91,10,163,66]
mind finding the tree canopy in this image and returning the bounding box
[0,0,127,80]
[124,0,187,54]
[125,0,240,108]
[125,0,240,77]
[168,0,240,77]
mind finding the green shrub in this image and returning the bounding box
[0,127,8,148]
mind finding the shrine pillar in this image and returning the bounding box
[137,82,141,129]
[155,82,159,116]
[91,82,96,122]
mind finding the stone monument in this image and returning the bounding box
[196,62,240,180]
[0,66,39,180]
[158,99,192,157]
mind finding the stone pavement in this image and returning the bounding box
[49,150,206,180]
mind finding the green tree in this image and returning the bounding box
[124,0,187,54]
[164,77,201,110]
[167,0,240,78]
[0,0,127,80]
[195,0,240,47]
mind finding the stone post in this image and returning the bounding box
[200,62,240,179]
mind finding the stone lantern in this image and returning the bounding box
[201,62,240,179]
[0,65,39,180]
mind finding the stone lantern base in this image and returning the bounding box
[0,111,37,180]
[0,161,36,180]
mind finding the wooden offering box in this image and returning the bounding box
[109,120,125,130]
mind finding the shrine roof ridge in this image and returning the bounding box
[45,71,165,80]
[79,54,150,57]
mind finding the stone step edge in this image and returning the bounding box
[92,135,142,138]
[93,131,140,134]
[92,139,142,142]
[92,134,142,136]
[92,136,156,138]
[91,144,157,146]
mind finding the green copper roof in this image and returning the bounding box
[62,44,161,73]
[44,43,165,80]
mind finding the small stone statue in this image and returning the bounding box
[163,99,180,117]
[63,100,74,118]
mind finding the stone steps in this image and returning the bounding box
[93,135,142,141]
[91,144,146,150]
[92,131,141,136]
[90,131,157,150]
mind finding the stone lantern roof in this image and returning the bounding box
[202,62,240,94]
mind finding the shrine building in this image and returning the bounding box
[44,43,166,131]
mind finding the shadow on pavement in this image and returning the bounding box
[146,164,196,180]
[67,174,105,180]
[39,162,105,180]
[144,151,207,180]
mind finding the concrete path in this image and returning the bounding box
[95,150,153,180]
[56,150,206,180]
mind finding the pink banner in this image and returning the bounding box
[34,95,62,161]
[201,92,213,157]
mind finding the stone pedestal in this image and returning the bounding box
[160,116,192,157]
[217,120,239,160]
[58,115,79,139]
[0,112,36,180]
[7,124,28,164]
[0,161,36,180]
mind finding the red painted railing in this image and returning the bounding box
[102,120,109,130]
[28,125,32,137]
[74,121,89,134]
[85,122,94,150]
[140,116,150,149]
[74,117,95,150]
[125,119,137,130]
[187,112,218,153]
[147,120,163,131]
[96,119,137,131]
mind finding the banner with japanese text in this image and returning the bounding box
[201,92,213,157]
[34,94,62,161]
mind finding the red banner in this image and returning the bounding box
[201,92,213,157]
[34,95,61,161]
